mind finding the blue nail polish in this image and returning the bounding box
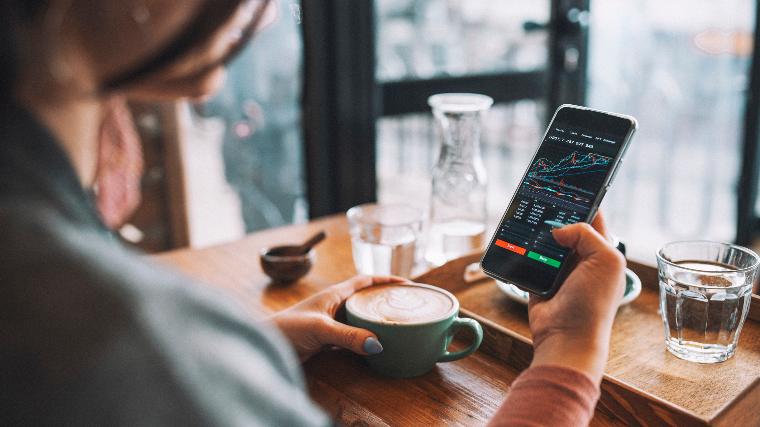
[363,337,383,355]
[544,220,567,229]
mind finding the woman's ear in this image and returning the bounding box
[93,96,143,229]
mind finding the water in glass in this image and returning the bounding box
[351,231,417,277]
[657,242,759,363]
[425,220,485,266]
[348,204,422,277]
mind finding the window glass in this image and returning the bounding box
[186,0,306,246]
[376,0,549,81]
[377,0,754,263]
[375,0,550,255]
[587,0,754,261]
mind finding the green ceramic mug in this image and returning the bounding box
[345,283,483,378]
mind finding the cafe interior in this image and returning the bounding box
[5,0,760,425]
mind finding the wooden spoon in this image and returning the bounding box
[295,230,327,255]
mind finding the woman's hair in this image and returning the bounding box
[0,0,47,99]
[0,0,269,99]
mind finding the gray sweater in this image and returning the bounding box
[0,104,330,426]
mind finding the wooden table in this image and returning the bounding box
[156,215,760,426]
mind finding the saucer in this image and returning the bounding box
[495,268,642,306]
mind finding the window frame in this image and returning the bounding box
[737,2,760,246]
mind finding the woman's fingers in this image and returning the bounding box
[315,318,383,356]
[552,223,622,266]
[527,294,547,310]
[368,275,411,285]
[590,211,609,240]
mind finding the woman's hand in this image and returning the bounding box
[269,275,409,362]
[528,213,626,383]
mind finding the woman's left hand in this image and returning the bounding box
[270,275,409,362]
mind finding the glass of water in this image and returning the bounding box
[347,204,423,277]
[657,241,759,363]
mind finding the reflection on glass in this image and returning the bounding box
[376,0,549,81]
[192,0,307,236]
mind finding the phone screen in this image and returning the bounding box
[481,106,635,295]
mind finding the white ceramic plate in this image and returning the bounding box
[495,268,642,306]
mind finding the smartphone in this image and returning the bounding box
[480,105,637,297]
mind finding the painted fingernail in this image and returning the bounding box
[544,220,568,229]
[363,337,383,355]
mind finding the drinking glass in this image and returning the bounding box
[657,241,759,363]
[347,204,423,277]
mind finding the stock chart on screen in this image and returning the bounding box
[522,150,612,211]
[493,123,619,269]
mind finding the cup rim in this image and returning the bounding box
[346,282,460,326]
[346,203,423,227]
[427,93,494,113]
[656,240,760,275]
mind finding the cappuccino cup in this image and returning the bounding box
[346,283,483,378]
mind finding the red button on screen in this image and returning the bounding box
[495,239,527,255]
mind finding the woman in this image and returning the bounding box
[0,1,626,425]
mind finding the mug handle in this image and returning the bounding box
[438,317,484,363]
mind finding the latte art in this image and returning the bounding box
[347,284,456,324]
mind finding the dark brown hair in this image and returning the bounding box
[0,0,270,98]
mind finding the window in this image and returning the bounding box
[175,0,760,264]
[182,0,307,246]
[375,0,552,227]
[587,0,754,260]
[376,0,549,81]
[374,0,758,263]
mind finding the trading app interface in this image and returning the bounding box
[483,115,625,289]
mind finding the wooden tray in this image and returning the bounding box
[159,215,760,425]
[412,253,760,426]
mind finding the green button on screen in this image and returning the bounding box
[527,251,561,268]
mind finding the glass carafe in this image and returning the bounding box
[425,93,493,266]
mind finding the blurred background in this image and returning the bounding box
[129,0,760,264]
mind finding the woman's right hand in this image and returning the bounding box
[527,213,626,383]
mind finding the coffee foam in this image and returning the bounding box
[347,283,456,324]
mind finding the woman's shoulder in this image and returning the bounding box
[0,197,296,370]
